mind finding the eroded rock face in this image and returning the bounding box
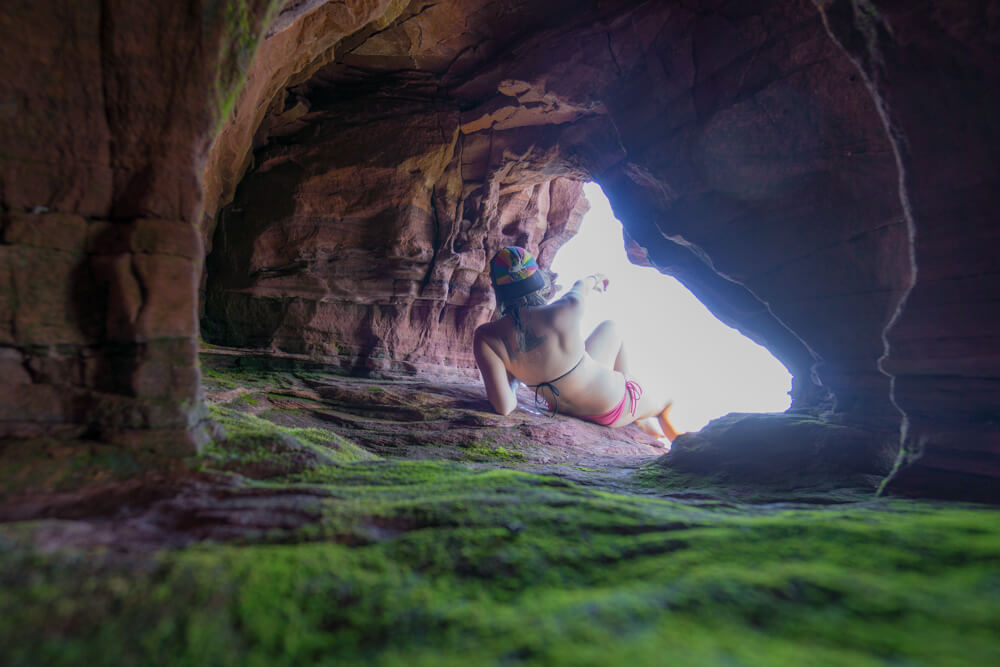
[205,2,896,394]
[203,89,588,371]
[2,0,998,501]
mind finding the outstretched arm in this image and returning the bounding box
[474,328,519,415]
[560,273,609,311]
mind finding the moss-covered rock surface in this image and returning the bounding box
[1,350,998,665]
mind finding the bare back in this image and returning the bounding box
[475,295,625,417]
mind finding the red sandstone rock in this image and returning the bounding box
[1,0,998,502]
[203,92,588,370]
[814,0,1000,501]
[0,0,282,452]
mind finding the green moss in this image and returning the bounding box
[201,405,375,476]
[5,363,998,663]
[461,441,527,463]
[229,392,260,408]
[211,0,282,129]
[201,373,238,390]
[200,357,301,392]
[264,393,324,406]
[1,460,998,664]
[633,462,880,505]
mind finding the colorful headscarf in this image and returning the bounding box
[489,246,546,302]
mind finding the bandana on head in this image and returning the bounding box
[489,246,546,303]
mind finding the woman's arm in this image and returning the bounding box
[473,327,519,415]
[564,272,609,304]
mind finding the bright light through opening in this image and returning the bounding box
[550,183,792,433]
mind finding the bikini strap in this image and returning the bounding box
[527,355,585,417]
[539,355,585,386]
[533,383,560,417]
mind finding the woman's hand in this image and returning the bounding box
[566,273,610,303]
[590,273,609,292]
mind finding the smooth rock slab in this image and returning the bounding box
[664,411,899,489]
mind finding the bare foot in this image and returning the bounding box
[635,417,665,438]
[657,401,680,442]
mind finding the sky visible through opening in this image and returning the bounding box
[550,183,792,433]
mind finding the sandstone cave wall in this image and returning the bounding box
[1,0,998,501]
[202,87,590,372]
[204,0,909,421]
[818,0,1000,497]
[0,0,286,453]
[200,0,410,251]
[200,0,1000,499]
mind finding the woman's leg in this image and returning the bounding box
[588,321,681,442]
[585,320,628,373]
[615,380,680,442]
[631,388,679,441]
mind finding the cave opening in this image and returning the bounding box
[551,183,792,433]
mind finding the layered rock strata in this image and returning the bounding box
[0,0,285,453]
[0,214,205,449]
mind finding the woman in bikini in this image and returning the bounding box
[473,246,678,442]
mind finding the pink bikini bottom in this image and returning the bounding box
[581,378,643,426]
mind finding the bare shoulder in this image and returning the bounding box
[549,290,584,315]
[545,293,583,325]
[473,320,505,354]
[474,319,501,342]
